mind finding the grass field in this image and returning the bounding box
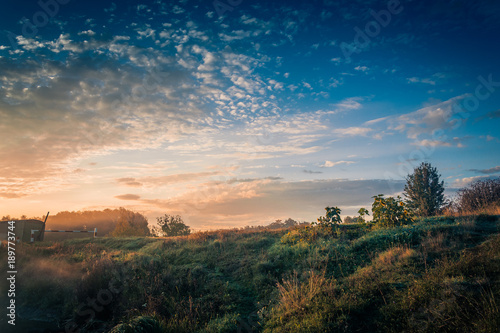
[1,215,499,332]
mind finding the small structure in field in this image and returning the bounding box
[1,212,97,244]
[0,219,46,243]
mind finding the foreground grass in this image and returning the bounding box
[1,215,499,332]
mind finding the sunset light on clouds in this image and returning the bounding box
[1,0,499,229]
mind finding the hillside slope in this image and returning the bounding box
[1,215,499,332]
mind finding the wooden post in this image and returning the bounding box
[40,211,49,241]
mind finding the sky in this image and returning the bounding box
[0,0,499,230]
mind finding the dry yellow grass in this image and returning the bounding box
[375,246,416,266]
[421,231,446,253]
[443,202,500,217]
[276,270,334,317]
[348,246,417,293]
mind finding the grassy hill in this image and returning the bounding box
[1,215,499,332]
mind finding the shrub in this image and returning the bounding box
[314,206,342,230]
[372,195,414,228]
[357,208,370,223]
[281,207,343,244]
[281,225,321,244]
[275,271,329,317]
[264,270,336,332]
[154,214,191,237]
[455,177,500,214]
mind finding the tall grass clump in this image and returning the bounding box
[263,270,339,332]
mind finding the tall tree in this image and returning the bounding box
[404,162,445,216]
[111,208,150,237]
[155,214,191,237]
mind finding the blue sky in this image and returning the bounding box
[1,0,499,229]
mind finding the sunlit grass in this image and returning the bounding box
[3,214,499,332]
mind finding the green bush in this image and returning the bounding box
[281,225,321,244]
[372,194,414,228]
[357,207,370,223]
[154,214,191,237]
[281,206,344,244]
[314,206,342,231]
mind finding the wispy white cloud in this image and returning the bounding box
[407,77,436,85]
[411,139,452,147]
[364,116,390,125]
[78,30,96,36]
[452,175,496,188]
[137,27,156,40]
[330,57,341,64]
[172,5,185,14]
[333,127,372,137]
[411,136,470,148]
[116,171,227,188]
[321,160,356,167]
[335,97,363,110]
[354,65,369,72]
[406,72,448,86]
[391,95,468,139]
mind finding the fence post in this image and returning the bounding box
[31,230,39,243]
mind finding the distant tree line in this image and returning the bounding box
[5,163,497,239]
[267,218,299,229]
[321,163,499,229]
[2,208,150,237]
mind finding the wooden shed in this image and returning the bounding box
[0,219,45,243]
